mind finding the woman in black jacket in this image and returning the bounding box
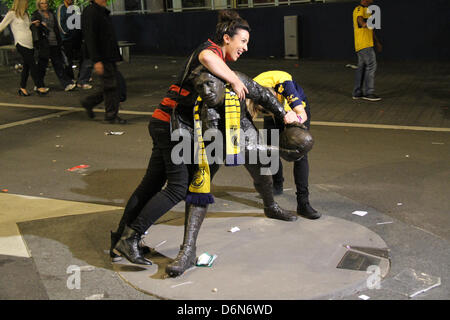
[31,0,75,91]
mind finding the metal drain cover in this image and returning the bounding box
[336,250,382,271]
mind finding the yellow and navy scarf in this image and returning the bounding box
[186,89,243,205]
[224,88,244,166]
[186,96,214,205]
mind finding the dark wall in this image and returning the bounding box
[112,0,450,60]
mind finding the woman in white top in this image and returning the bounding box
[0,0,48,96]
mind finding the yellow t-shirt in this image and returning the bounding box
[353,5,374,52]
[253,71,293,112]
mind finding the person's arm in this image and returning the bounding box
[292,104,307,123]
[0,12,14,33]
[236,71,298,124]
[276,80,308,123]
[373,31,382,52]
[357,16,367,28]
[199,49,248,100]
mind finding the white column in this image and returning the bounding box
[145,0,164,12]
[214,0,228,9]
[111,0,125,13]
[173,0,182,12]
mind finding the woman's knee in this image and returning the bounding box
[164,181,188,201]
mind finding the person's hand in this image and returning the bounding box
[230,78,248,100]
[31,20,40,26]
[283,110,300,124]
[94,62,104,75]
[376,42,383,53]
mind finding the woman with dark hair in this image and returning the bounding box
[0,0,48,96]
[110,10,253,266]
[31,0,76,92]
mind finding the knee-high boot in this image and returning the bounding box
[245,164,297,221]
[166,203,208,277]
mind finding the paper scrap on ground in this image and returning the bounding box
[228,226,240,233]
[67,165,90,173]
[171,281,193,288]
[352,210,368,216]
[85,293,104,300]
[80,265,95,272]
[105,131,124,136]
[377,221,393,225]
[358,295,370,300]
[196,253,217,267]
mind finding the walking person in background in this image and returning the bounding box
[352,0,382,101]
[56,0,92,89]
[31,0,76,92]
[81,0,126,124]
[0,0,48,96]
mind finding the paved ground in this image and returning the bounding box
[0,54,449,301]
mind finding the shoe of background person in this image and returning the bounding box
[103,116,128,124]
[77,83,92,90]
[362,94,381,101]
[34,86,49,93]
[297,201,321,219]
[64,83,76,91]
[81,102,95,119]
[352,93,364,100]
[273,184,283,196]
[36,88,49,96]
[18,88,30,96]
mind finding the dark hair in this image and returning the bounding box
[213,10,251,45]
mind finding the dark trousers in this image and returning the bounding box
[116,119,190,235]
[81,61,120,120]
[15,44,44,89]
[264,100,312,202]
[38,46,73,88]
[62,40,76,79]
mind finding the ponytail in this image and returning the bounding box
[213,10,250,44]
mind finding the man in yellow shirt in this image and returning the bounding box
[352,0,382,101]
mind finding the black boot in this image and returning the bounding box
[245,164,297,222]
[297,201,321,219]
[114,226,152,265]
[265,203,298,221]
[110,230,151,262]
[166,204,207,277]
[297,192,321,219]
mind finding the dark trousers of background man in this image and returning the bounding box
[62,39,91,84]
[81,61,119,120]
[38,46,73,88]
[263,99,312,203]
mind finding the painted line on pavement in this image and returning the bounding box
[0,110,78,130]
[1,102,449,132]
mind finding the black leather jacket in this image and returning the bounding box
[81,1,121,63]
[30,10,62,58]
